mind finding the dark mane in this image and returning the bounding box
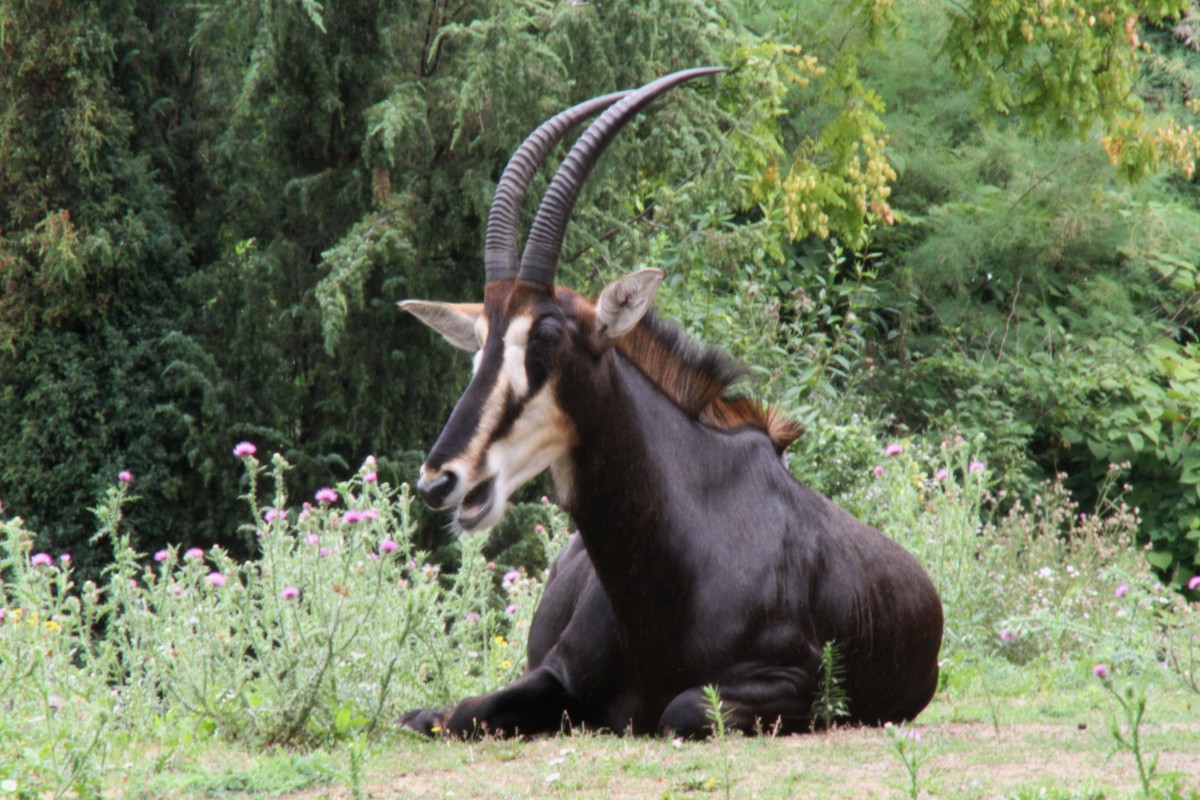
[617,311,801,453]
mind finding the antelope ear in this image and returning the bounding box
[592,268,664,348]
[399,300,484,351]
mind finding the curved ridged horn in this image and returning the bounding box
[517,67,726,291]
[484,91,630,284]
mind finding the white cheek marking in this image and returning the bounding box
[503,316,532,397]
[486,383,576,509]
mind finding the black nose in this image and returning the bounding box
[417,472,457,509]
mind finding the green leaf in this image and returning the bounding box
[1146,550,1175,570]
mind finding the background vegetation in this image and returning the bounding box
[1,0,1200,793]
[2,0,1198,589]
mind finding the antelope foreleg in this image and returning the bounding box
[399,665,580,739]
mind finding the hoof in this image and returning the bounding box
[396,707,447,736]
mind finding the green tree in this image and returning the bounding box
[0,0,211,574]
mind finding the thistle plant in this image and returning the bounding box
[884,722,937,800]
[0,443,564,793]
[1093,664,1164,799]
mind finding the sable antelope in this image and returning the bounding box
[399,68,943,737]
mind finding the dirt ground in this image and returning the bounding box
[272,720,1200,799]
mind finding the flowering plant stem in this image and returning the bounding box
[1098,675,1158,799]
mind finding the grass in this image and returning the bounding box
[54,648,1200,799]
[105,688,1200,799]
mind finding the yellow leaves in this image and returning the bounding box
[1102,131,1128,167]
[727,34,901,248]
[780,123,897,246]
[1102,116,1200,180]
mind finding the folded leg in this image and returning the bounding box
[657,672,814,738]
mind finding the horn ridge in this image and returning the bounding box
[484,91,630,285]
[518,66,726,290]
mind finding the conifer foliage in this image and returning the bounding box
[0,0,1198,585]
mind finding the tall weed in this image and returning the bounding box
[0,449,567,793]
[860,436,1199,679]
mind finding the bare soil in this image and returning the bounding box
[271,720,1200,799]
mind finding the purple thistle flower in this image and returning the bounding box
[281,586,300,600]
[999,627,1018,644]
[885,443,903,457]
[1093,663,1109,679]
[118,470,133,483]
[206,572,227,587]
[319,547,331,558]
[59,553,71,565]
[380,538,398,553]
[233,441,257,458]
[466,612,480,623]
[503,569,521,585]
[505,604,517,616]
[314,487,337,504]
[31,553,52,567]
[343,510,363,524]
[154,549,169,563]
[304,533,320,546]
[936,468,949,481]
[184,547,205,560]
[1115,583,1129,598]
[873,465,885,477]
[1188,575,1200,591]
[363,471,378,484]
[363,508,379,520]
[968,461,985,474]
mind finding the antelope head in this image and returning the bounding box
[401,68,723,531]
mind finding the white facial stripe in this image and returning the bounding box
[450,363,510,485]
[503,315,532,398]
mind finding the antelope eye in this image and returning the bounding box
[525,317,563,390]
[530,316,563,345]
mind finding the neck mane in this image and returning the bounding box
[615,311,801,453]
